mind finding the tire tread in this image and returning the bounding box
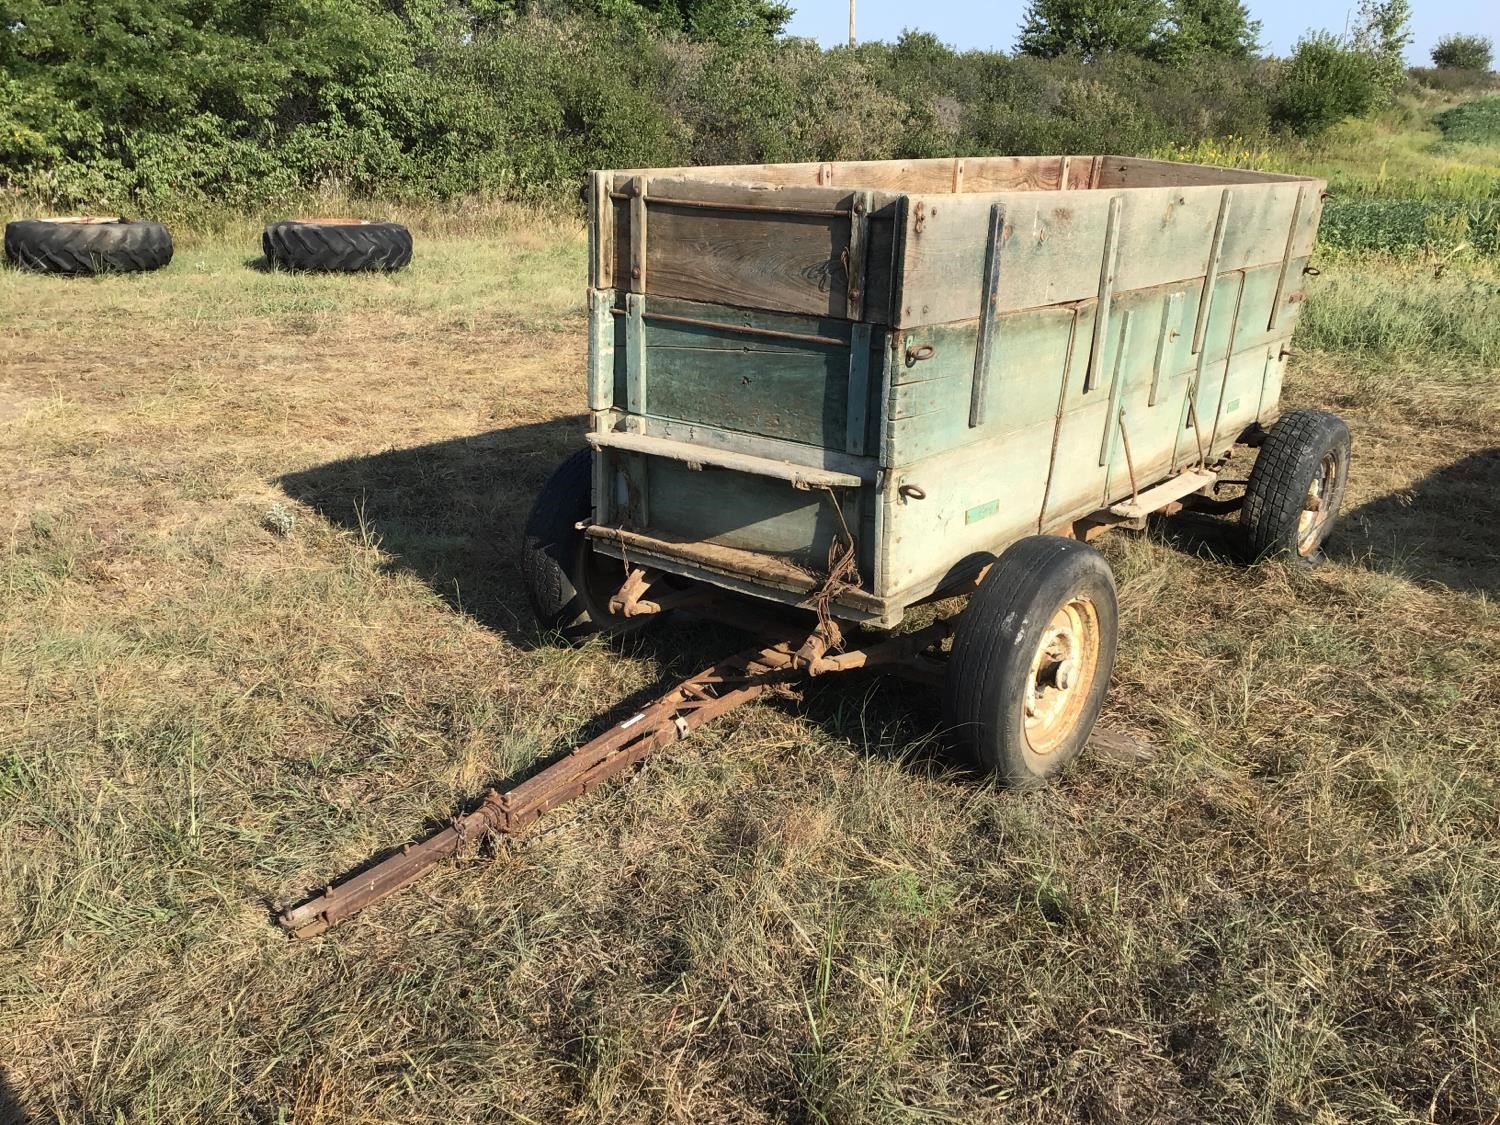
[262,221,413,272]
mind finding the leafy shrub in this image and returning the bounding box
[1274,32,1384,135]
[1408,67,1495,94]
[1431,34,1493,73]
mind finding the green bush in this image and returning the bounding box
[1431,34,1493,73]
[1408,66,1495,94]
[1274,32,1384,135]
[0,3,1410,217]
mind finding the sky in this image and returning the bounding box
[784,0,1500,65]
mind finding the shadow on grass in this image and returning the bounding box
[279,419,589,647]
[0,1064,36,1125]
[1335,447,1500,596]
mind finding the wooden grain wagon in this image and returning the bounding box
[518,154,1351,785]
[281,154,1357,936]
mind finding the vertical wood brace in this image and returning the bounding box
[878,331,901,468]
[952,158,966,193]
[845,323,872,456]
[817,162,835,186]
[591,172,613,289]
[1084,195,1123,394]
[1036,308,1082,532]
[1205,271,1247,456]
[968,203,1005,429]
[1267,185,1307,331]
[591,442,610,526]
[629,176,649,294]
[1099,310,1134,467]
[1253,346,1276,420]
[625,292,646,417]
[890,196,910,329]
[1058,155,1071,190]
[1192,188,1232,354]
[1148,290,1184,407]
[587,288,615,411]
[844,190,872,322]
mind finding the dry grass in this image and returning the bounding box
[2,216,1498,1123]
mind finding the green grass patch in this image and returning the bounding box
[1436,96,1500,145]
[1296,251,1500,366]
[1319,197,1500,255]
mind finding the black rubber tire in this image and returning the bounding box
[943,536,1118,786]
[520,450,643,643]
[261,219,412,272]
[4,217,173,275]
[1241,409,1351,567]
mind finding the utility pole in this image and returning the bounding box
[849,0,855,46]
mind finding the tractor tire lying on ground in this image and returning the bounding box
[262,219,412,272]
[4,217,173,275]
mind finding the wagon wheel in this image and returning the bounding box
[520,449,656,642]
[1241,409,1351,567]
[943,536,1118,786]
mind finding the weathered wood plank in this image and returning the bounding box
[968,203,1005,428]
[893,180,1315,327]
[962,155,1065,192]
[588,287,615,411]
[1267,184,1306,331]
[1085,195,1123,393]
[1192,189,1232,354]
[1095,156,1307,188]
[636,415,878,479]
[625,292,646,414]
[642,205,851,318]
[586,430,867,488]
[630,178,648,293]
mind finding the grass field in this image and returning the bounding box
[3,142,1499,1120]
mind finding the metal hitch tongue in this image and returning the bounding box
[275,620,950,939]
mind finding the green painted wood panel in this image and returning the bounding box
[880,417,1058,597]
[884,304,1080,466]
[602,294,884,451]
[643,457,867,575]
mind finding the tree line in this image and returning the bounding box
[0,0,1491,216]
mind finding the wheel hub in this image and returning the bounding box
[1297,453,1340,555]
[1022,600,1102,755]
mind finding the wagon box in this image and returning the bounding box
[573,156,1326,618]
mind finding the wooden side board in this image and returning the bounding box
[604,154,1096,193]
[893,178,1322,327]
[590,291,884,454]
[593,158,1322,329]
[1095,156,1307,188]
